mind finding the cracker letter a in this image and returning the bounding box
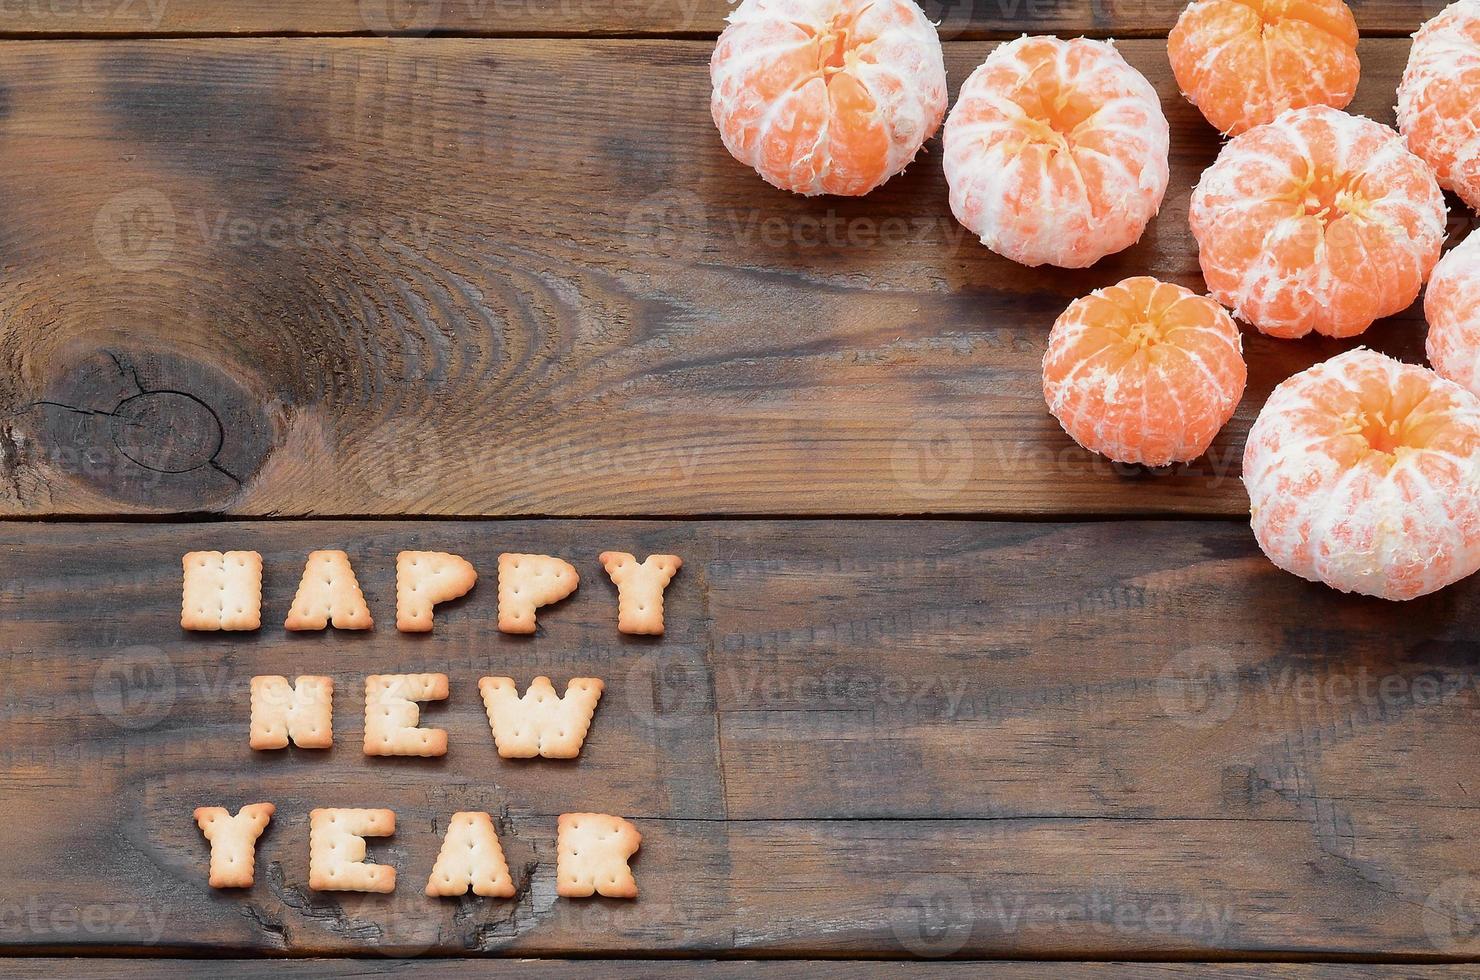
[497,553,579,634]
[285,550,372,630]
[396,551,477,632]
[309,807,396,892]
[426,811,515,897]
[599,552,682,635]
[557,812,640,899]
[364,673,449,757]
[181,551,262,631]
[194,802,275,888]
[250,675,333,750]
[478,675,604,759]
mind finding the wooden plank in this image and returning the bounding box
[0,519,1476,958]
[0,0,1442,40]
[0,38,1459,520]
[0,961,1474,978]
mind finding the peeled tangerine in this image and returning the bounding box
[1190,105,1448,339]
[710,0,947,196]
[1245,349,1480,600]
[1169,0,1359,136]
[1398,0,1480,211]
[1426,231,1480,396]
[1043,277,1247,466]
[943,36,1169,268]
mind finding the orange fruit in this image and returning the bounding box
[1426,230,1480,396]
[1244,349,1480,600]
[709,0,947,196]
[1189,105,1448,339]
[1168,0,1359,136]
[1398,0,1480,211]
[1042,276,1248,466]
[942,36,1169,268]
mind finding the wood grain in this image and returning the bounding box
[1,961,1475,978]
[0,519,1475,958]
[0,38,1468,519]
[0,0,1445,40]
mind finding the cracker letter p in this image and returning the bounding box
[396,551,477,632]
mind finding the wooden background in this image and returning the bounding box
[0,0,1477,974]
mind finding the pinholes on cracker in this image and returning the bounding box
[396,551,477,632]
[556,812,641,899]
[181,550,263,631]
[497,553,579,634]
[426,811,515,898]
[599,552,682,635]
[478,675,604,759]
[309,807,396,893]
[250,675,333,750]
[193,802,275,888]
[364,673,449,757]
[285,550,372,631]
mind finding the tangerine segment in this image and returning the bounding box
[710,0,947,196]
[1168,0,1359,136]
[942,36,1169,269]
[1244,349,1480,600]
[1426,231,1480,396]
[1042,277,1248,466]
[1398,0,1480,211]
[1189,105,1448,340]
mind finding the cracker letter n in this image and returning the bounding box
[194,802,274,888]
[309,807,396,892]
[364,673,449,757]
[598,552,682,635]
[557,812,641,899]
[426,811,515,897]
[250,675,333,750]
[285,550,372,630]
[396,551,477,632]
[478,675,604,759]
[497,553,578,634]
[181,550,262,631]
